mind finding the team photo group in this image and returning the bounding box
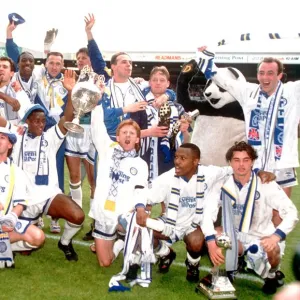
[0,12,299,299]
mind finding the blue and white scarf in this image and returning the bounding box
[105,145,137,212]
[166,165,204,229]
[12,72,38,104]
[108,211,155,291]
[17,130,49,185]
[220,172,258,271]
[109,78,145,113]
[248,82,285,168]
[37,71,67,122]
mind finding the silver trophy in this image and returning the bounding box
[64,66,104,134]
[196,233,237,299]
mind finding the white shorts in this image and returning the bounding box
[238,231,286,256]
[19,196,56,223]
[157,217,197,246]
[92,220,117,241]
[65,125,96,165]
[275,168,297,188]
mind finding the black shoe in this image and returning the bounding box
[237,255,247,273]
[226,271,236,284]
[158,248,176,274]
[275,270,285,287]
[58,240,78,261]
[126,264,139,282]
[262,277,278,295]
[185,258,200,283]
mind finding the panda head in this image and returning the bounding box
[203,67,246,109]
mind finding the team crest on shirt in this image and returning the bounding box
[41,140,48,147]
[59,87,66,94]
[130,167,138,176]
[281,97,288,107]
[0,241,7,253]
[4,175,9,183]
[129,88,134,95]
[33,82,38,89]
[254,191,260,200]
[15,221,22,230]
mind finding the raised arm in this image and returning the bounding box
[6,21,20,68]
[85,14,109,81]
[196,46,250,106]
[58,69,76,135]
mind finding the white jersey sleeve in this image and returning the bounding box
[91,105,113,156]
[46,124,65,151]
[11,166,29,207]
[147,169,172,206]
[264,181,299,239]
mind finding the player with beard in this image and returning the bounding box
[89,104,148,267]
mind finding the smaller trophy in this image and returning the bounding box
[196,233,237,299]
[64,66,104,134]
[169,109,200,149]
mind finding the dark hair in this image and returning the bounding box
[179,143,201,159]
[7,146,13,157]
[0,56,16,72]
[149,66,170,80]
[76,47,89,58]
[46,51,64,60]
[225,141,258,162]
[17,51,34,63]
[116,119,141,152]
[257,57,284,75]
[110,52,130,65]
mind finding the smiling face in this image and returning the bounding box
[116,124,140,152]
[18,53,35,79]
[257,62,282,96]
[174,147,199,180]
[26,111,46,136]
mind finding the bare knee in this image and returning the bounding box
[98,258,113,267]
[72,209,85,225]
[185,228,205,253]
[26,226,45,247]
[266,244,281,268]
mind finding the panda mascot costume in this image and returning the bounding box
[177,59,246,166]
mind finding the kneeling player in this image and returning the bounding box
[0,127,44,267]
[89,105,148,267]
[202,142,298,295]
[0,71,85,261]
[145,143,235,282]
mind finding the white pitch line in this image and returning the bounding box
[46,233,264,284]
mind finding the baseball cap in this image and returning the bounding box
[0,127,17,145]
[8,13,25,25]
[21,104,47,123]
